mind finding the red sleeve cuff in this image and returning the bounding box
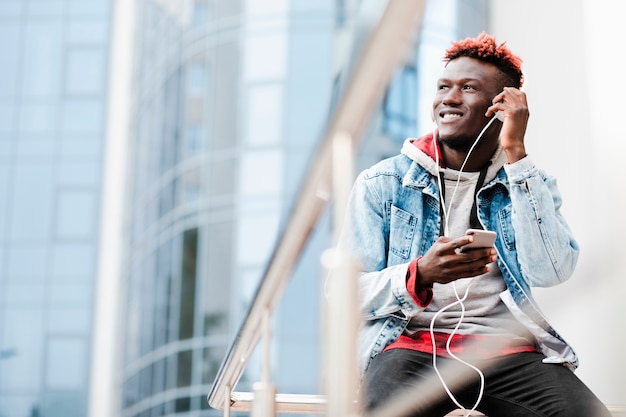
[406,257,433,307]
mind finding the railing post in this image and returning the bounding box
[323,131,359,417]
[223,384,231,417]
[251,308,276,417]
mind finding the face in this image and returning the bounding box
[433,57,504,150]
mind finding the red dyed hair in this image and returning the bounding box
[444,32,524,88]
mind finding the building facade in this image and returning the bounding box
[0,1,113,417]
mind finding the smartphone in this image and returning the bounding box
[459,229,496,252]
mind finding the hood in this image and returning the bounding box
[400,131,507,183]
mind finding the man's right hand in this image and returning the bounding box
[416,235,496,286]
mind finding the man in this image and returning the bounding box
[344,33,610,416]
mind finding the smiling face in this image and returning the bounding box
[433,57,505,151]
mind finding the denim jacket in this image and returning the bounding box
[345,137,580,375]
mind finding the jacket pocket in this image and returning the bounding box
[387,203,416,260]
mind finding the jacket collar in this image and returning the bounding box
[400,132,508,188]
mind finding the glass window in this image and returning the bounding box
[153,241,171,349]
[0,1,22,18]
[0,102,15,132]
[382,66,418,143]
[45,337,86,389]
[0,23,20,97]
[201,345,228,384]
[139,364,153,399]
[187,61,206,97]
[175,396,191,413]
[47,308,91,333]
[204,221,232,337]
[176,350,192,388]
[179,229,198,340]
[158,180,176,217]
[151,358,166,396]
[0,164,9,238]
[0,395,39,417]
[236,213,280,265]
[26,1,65,16]
[59,134,102,158]
[239,149,284,197]
[51,242,95,281]
[192,0,211,28]
[7,244,48,282]
[56,160,101,186]
[18,101,57,134]
[208,157,235,197]
[68,0,110,16]
[0,309,44,390]
[61,98,104,133]
[243,34,287,81]
[22,21,63,98]
[246,84,283,146]
[40,391,86,417]
[54,189,97,239]
[5,283,45,308]
[184,124,205,156]
[16,137,56,158]
[49,283,92,307]
[245,0,288,15]
[179,166,203,205]
[9,162,54,240]
[67,20,109,44]
[65,48,106,95]
[0,136,11,159]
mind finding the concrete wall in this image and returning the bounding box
[489,0,626,406]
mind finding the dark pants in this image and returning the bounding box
[361,349,611,417]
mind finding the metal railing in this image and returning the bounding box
[207,1,427,415]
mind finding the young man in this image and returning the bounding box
[344,33,610,416]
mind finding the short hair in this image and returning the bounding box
[443,32,524,88]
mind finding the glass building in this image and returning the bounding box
[0,1,113,417]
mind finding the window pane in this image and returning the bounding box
[54,190,97,239]
[57,160,101,186]
[0,23,20,97]
[179,229,197,339]
[45,337,86,389]
[26,0,65,16]
[239,150,283,197]
[5,283,45,308]
[51,243,95,281]
[0,309,44,390]
[176,350,192,387]
[40,391,86,417]
[59,134,102,158]
[7,244,48,281]
[22,22,63,98]
[18,101,58,134]
[0,395,39,417]
[243,34,287,81]
[67,20,109,44]
[65,48,106,95]
[246,84,283,146]
[0,102,15,132]
[61,99,104,133]
[49,283,91,307]
[68,0,110,16]
[10,162,54,240]
[47,308,91,333]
